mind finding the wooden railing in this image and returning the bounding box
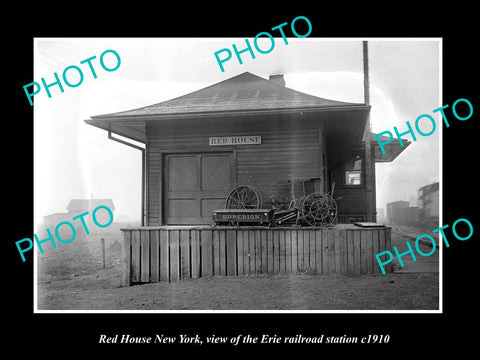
[121,224,392,285]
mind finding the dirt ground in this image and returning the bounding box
[36,227,440,311]
[37,268,438,311]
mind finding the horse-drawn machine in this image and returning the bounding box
[213,178,338,227]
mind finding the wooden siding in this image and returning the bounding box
[121,225,392,285]
[147,116,326,225]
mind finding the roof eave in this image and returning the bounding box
[85,104,371,145]
[372,134,411,163]
[89,104,370,122]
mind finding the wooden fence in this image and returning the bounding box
[121,225,392,285]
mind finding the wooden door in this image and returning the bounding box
[165,152,234,224]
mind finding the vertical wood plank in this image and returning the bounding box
[226,230,236,276]
[267,231,274,274]
[303,230,310,269]
[121,230,131,286]
[131,230,140,283]
[160,230,169,282]
[334,230,341,274]
[180,230,190,280]
[140,231,149,282]
[220,230,226,276]
[201,229,213,277]
[291,230,298,272]
[372,229,380,274]
[279,231,286,274]
[150,230,159,282]
[243,230,250,275]
[140,230,150,282]
[353,230,361,275]
[306,230,312,270]
[213,230,221,275]
[379,228,386,253]
[261,230,268,274]
[360,230,367,274]
[255,230,262,274]
[297,230,304,271]
[322,229,328,275]
[249,230,256,275]
[347,230,354,275]
[191,230,200,279]
[285,230,292,273]
[320,230,326,274]
[376,229,386,273]
[273,230,280,274]
[237,230,244,276]
[309,230,316,272]
[315,230,322,275]
[339,230,347,275]
[366,230,374,274]
[327,230,335,275]
[170,230,180,281]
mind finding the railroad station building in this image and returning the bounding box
[85,72,411,283]
[86,72,408,226]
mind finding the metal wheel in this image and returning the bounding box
[225,185,262,209]
[301,192,337,226]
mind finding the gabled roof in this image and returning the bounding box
[85,72,369,142]
[91,72,367,118]
[67,199,115,212]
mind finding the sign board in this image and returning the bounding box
[209,136,261,146]
[212,209,274,225]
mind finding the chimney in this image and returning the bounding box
[269,74,285,87]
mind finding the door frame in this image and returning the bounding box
[159,148,237,225]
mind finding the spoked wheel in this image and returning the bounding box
[225,185,262,209]
[301,192,337,226]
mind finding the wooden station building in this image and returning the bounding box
[86,72,408,284]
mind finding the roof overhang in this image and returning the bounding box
[85,72,372,144]
[85,104,371,144]
[85,118,147,143]
[372,133,411,162]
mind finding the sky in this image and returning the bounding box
[33,38,441,226]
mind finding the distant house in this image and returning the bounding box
[418,182,439,228]
[40,199,115,235]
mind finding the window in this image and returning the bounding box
[345,157,362,186]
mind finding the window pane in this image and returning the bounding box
[346,170,361,185]
[345,157,362,186]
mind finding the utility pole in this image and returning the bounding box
[363,41,376,222]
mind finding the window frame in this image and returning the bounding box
[344,156,364,188]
